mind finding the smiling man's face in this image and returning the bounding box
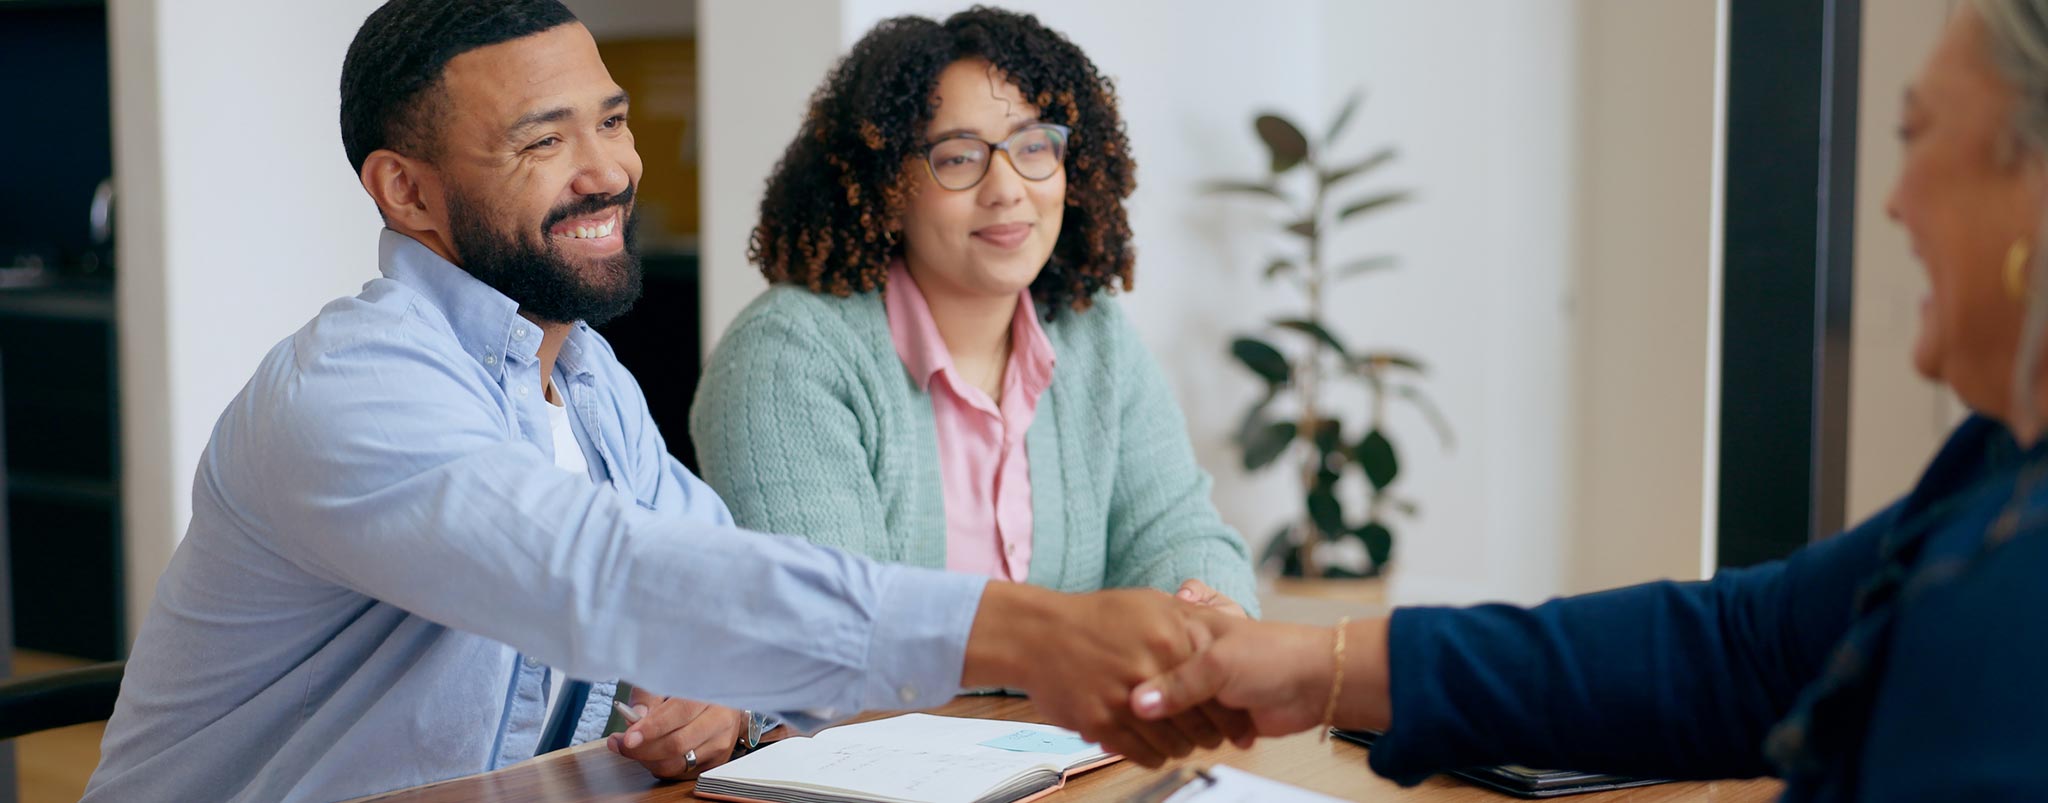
[428,21,645,325]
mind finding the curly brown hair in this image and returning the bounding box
[748,6,1137,319]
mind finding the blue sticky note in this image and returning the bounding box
[979,729,1093,755]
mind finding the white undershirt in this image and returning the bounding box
[545,386,592,481]
[542,382,591,711]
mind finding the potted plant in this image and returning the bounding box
[1208,91,1452,579]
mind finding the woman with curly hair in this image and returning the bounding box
[691,6,1258,616]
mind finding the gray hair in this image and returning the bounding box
[1973,0,2048,438]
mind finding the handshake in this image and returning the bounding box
[961,580,1392,766]
[608,580,1388,780]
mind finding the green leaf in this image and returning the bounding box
[1201,180,1289,202]
[1354,429,1399,490]
[1355,521,1394,566]
[1255,114,1311,174]
[1307,484,1346,537]
[1336,190,1414,223]
[1321,148,1395,189]
[1236,390,1277,446]
[1273,318,1350,359]
[1333,255,1398,279]
[1229,337,1290,386]
[1393,384,1457,448]
[1286,219,1317,239]
[1264,258,1296,280]
[1243,421,1298,471]
[1325,90,1364,145]
[1259,523,1297,573]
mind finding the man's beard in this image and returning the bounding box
[446,183,643,327]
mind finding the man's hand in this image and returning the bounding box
[606,688,747,780]
[961,583,1254,767]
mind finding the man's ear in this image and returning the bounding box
[360,149,445,234]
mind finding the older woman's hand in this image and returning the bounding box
[1130,616,1392,740]
[1174,578,1250,619]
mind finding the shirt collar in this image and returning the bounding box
[884,260,953,391]
[555,324,599,381]
[1008,291,1057,399]
[883,259,1056,395]
[377,228,597,380]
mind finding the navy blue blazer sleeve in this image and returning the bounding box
[1368,502,1900,785]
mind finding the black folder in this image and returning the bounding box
[1330,729,1672,799]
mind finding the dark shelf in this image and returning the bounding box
[0,1,105,9]
[0,279,116,323]
[1,0,123,666]
[10,472,118,506]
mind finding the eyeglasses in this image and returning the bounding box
[920,123,1072,191]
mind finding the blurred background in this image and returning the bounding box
[0,0,1958,800]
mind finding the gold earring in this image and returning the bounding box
[2007,239,2033,301]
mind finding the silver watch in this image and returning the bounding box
[740,710,767,753]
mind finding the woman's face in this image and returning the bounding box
[897,58,1067,304]
[1889,5,2045,414]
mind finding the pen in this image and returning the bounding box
[1126,765,1214,803]
[614,700,643,724]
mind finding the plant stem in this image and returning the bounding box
[1298,154,1329,578]
[1366,370,1386,525]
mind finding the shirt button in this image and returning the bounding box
[517,386,530,397]
[523,656,539,669]
[898,685,918,704]
[513,328,527,340]
[484,355,497,365]
[1006,543,1018,555]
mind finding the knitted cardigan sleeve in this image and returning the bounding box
[1093,302,1262,617]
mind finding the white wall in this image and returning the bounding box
[111,0,384,634]
[1566,0,1722,593]
[698,0,845,347]
[1315,1,1585,604]
[1316,1,1724,601]
[1847,0,1962,524]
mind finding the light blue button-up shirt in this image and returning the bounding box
[83,231,989,803]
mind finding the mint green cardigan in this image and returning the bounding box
[689,285,1258,615]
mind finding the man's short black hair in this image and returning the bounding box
[340,0,579,175]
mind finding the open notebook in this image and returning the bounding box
[695,713,1122,803]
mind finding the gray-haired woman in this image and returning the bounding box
[1130,3,2048,799]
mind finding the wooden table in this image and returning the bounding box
[357,696,1784,803]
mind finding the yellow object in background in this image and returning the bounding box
[594,36,698,251]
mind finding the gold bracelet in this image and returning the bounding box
[1319,616,1350,742]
